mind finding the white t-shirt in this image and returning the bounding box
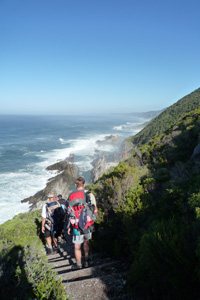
[41,203,47,219]
[88,192,97,206]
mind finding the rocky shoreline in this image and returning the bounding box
[21,134,133,210]
[21,160,78,210]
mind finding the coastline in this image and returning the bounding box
[21,133,134,211]
[0,113,159,225]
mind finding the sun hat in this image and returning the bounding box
[47,192,55,198]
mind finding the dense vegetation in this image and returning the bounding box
[90,106,200,299]
[129,87,200,146]
[0,211,68,300]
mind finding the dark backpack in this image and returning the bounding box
[78,207,88,230]
[46,200,65,225]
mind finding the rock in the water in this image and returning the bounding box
[46,155,75,172]
[96,135,120,145]
[21,161,78,210]
[46,161,69,172]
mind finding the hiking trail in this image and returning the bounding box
[48,234,129,300]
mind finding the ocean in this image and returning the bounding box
[0,114,149,225]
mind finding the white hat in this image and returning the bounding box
[47,192,55,198]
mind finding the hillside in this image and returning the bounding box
[89,106,200,299]
[129,87,200,147]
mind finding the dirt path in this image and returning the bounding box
[48,236,129,300]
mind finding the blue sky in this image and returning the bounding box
[0,0,200,115]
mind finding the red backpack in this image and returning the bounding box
[67,190,94,234]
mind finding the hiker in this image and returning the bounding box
[41,192,66,254]
[56,194,67,240]
[67,177,98,270]
[57,194,64,201]
[54,194,67,242]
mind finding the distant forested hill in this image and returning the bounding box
[129,87,200,147]
[127,109,165,119]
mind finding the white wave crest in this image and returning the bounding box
[59,138,65,143]
[37,133,118,173]
[113,121,147,133]
[0,169,49,225]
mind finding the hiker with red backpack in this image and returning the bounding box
[67,177,98,270]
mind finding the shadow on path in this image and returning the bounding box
[48,232,129,300]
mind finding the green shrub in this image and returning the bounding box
[129,219,200,300]
[24,245,68,300]
[0,210,68,300]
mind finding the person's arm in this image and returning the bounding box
[42,217,46,233]
[41,204,47,233]
[94,205,98,214]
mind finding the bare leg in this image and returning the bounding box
[84,239,90,257]
[46,236,52,247]
[74,243,82,264]
[53,237,58,248]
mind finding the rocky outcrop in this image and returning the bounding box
[91,155,119,183]
[91,156,107,182]
[96,135,120,146]
[46,161,69,172]
[46,155,75,171]
[90,135,132,182]
[21,161,78,210]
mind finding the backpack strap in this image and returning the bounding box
[46,200,61,222]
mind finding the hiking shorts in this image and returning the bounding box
[72,232,92,244]
[44,228,51,238]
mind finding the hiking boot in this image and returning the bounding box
[71,263,82,270]
[47,248,53,255]
[53,247,58,253]
[83,259,89,268]
[84,256,93,267]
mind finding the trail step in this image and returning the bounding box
[47,238,128,300]
[61,273,127,300]
[55,260,122,281]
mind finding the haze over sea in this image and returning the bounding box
[0,114,151,225]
